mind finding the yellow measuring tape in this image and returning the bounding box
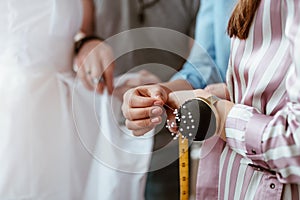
[179,134,189,200]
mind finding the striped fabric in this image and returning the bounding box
[196,0,300,199]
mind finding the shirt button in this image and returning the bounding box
[257,167,261,171]
[270,183,275,189]
[251,149,256,154]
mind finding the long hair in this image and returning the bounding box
[227,0,261,39]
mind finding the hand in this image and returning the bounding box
[113,70,161,101]
[122,79,194,136]
[75,39,115,94]
[122,84,170,136]
[204,83,230,100]
[166,89,211,133]
[194,88,234,141]
[167,89,211,109]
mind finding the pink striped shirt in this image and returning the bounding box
[196,0,300,199]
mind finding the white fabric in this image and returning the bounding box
[82,74,154,200]
[0,1,153,199]
[0,1,92,199]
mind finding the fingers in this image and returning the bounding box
[125,116,162,136]
[95,42,115,95]
[204,83,230,100]
[75,40,115,94]
[167,90,196,109]
[123,87,163,109]
[76,65,94,91]
[122,85,169,135]
[102,61,114,95]
[123,106,163,121]
[136,86,167,104]
[123,103,164,137]
[129,96,159,108]
[96,81,105,94]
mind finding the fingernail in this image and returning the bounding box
[151,107,162,115]
[151,117,160,123]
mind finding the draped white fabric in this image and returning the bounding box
[0,1,153,199]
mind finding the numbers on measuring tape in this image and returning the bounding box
[179,134,189,200]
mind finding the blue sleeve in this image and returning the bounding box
[171,0,236,89]
[170,41,222,89]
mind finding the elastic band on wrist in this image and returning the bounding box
[74,35,104,54]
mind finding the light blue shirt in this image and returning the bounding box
[171,0,237,89]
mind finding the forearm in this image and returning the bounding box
[159,79,194,95]
[81,0,95,35]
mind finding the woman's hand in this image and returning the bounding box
[113,70,161,101]
[75,39,115,94]
[122,87,207,136]
[122,85,235,140]
[165,89,211,133]
[122,84,170,136]
[204,84,233,140]
[121,79,195,136]
[170,89,234,141]
[204,83,230,100]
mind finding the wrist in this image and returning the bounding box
[214,100,234,141]
[74,35,104,54]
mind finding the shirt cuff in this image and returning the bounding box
[225,104,272,168]
[245,113,273,168]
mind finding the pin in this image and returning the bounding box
[164,104,175,111]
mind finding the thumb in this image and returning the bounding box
[137,86,167,105]
[149,88,168,106]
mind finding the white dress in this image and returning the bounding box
[0,0,98,199]
[0,1,155,199]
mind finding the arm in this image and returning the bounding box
[223,3,300,183]
[75,0,115,94]
[81,0,95,35]
[121,80,194,136]
[122,0,233,135]
[171,0,232,89]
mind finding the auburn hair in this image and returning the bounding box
[227,0,261,39]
